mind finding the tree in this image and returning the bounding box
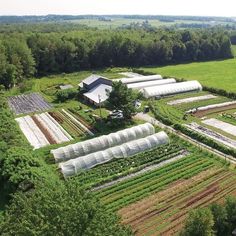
[210,203,228,236]
[0,180,133,236]
[180,208,214,236]
[225,196,236,233]
[106,81,137,119]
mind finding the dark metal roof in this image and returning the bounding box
[83,74,106,85]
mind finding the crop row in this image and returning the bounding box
[96,155,214,211]
[149,171,236,236]
[49,109,93,138]
[75,143,183,188]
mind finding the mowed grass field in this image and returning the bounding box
[142,57,236,92]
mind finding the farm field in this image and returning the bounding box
[148,91,232,124]
[90,137,236,235]
[118,166,236,235]
[141,58,236,92]
[68,18,235,29]
[72,136,184,188]
[16,112,73,149]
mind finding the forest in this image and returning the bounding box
[0,27,233,89]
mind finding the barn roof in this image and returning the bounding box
[83,84,112,104]
[83,74,107,86]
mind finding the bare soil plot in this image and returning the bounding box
[167,94,217,105]
[8,93,52,115]
[119,168,236,236]
[202,118,236,137]
[188,101,236,117]
[186,122,236,149]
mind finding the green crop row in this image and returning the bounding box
[74,143,183,188]
[104,160,214,211]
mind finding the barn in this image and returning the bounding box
[79,74,113,106]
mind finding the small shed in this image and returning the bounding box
[59,84,74,90]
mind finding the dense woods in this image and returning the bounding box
[0,27,233,89]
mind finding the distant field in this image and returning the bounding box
[68,18,218,29]
[142,58,236,92]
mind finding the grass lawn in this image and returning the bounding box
[141,58,236,92]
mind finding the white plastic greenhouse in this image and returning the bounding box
[141,81,202,98]
[115,75,163,84]
[59,131,169,177]
[51,123,155,163]
[127,78,176,90]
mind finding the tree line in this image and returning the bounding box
[0,28,233,89]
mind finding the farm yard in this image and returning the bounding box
[3,66,236,235]
[2,14,236,236]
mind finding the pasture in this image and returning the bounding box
[142,58,236,92]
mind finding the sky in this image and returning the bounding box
[0,0,236,17]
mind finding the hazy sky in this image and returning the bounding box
[0,0,236,17]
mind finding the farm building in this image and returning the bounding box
[59,131,169,177]
[127,78,176,90]
[141,80,202,98]
[51,123,155,163]
[59,84,73,90]
[79,74,113,106]
[83,83,112,106]
[115,74,163,84]
[119,72,142,77]
[80,74,112,91]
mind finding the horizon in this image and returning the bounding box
[1,0,236,17]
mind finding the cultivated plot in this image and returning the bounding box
[202,118,236,137]
[8,93,52,115]
[16,112,73,149]
[186,122,236,150]
[167,94,217,105]
[119,167,236,236]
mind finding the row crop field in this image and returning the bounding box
[96,153,217,211]
[16,112,73,149]
[74,139,184,189]
[93,147,236,235]
[119,167,236,236]
[15,108,95,150]
[49,109,94,138]
[148,91,231,125]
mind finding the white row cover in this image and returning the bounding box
[35,112,73,143]
[167,94,217,106]
[186,101,236,114]
[202,118,236,137]
[59,131,169,177]
[141,81,202,98]
[51,123,155,163]
[15,116,50,149]
[115,75,163,84]
[127,78,176,90]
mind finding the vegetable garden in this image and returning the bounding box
[119,166,236,236]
